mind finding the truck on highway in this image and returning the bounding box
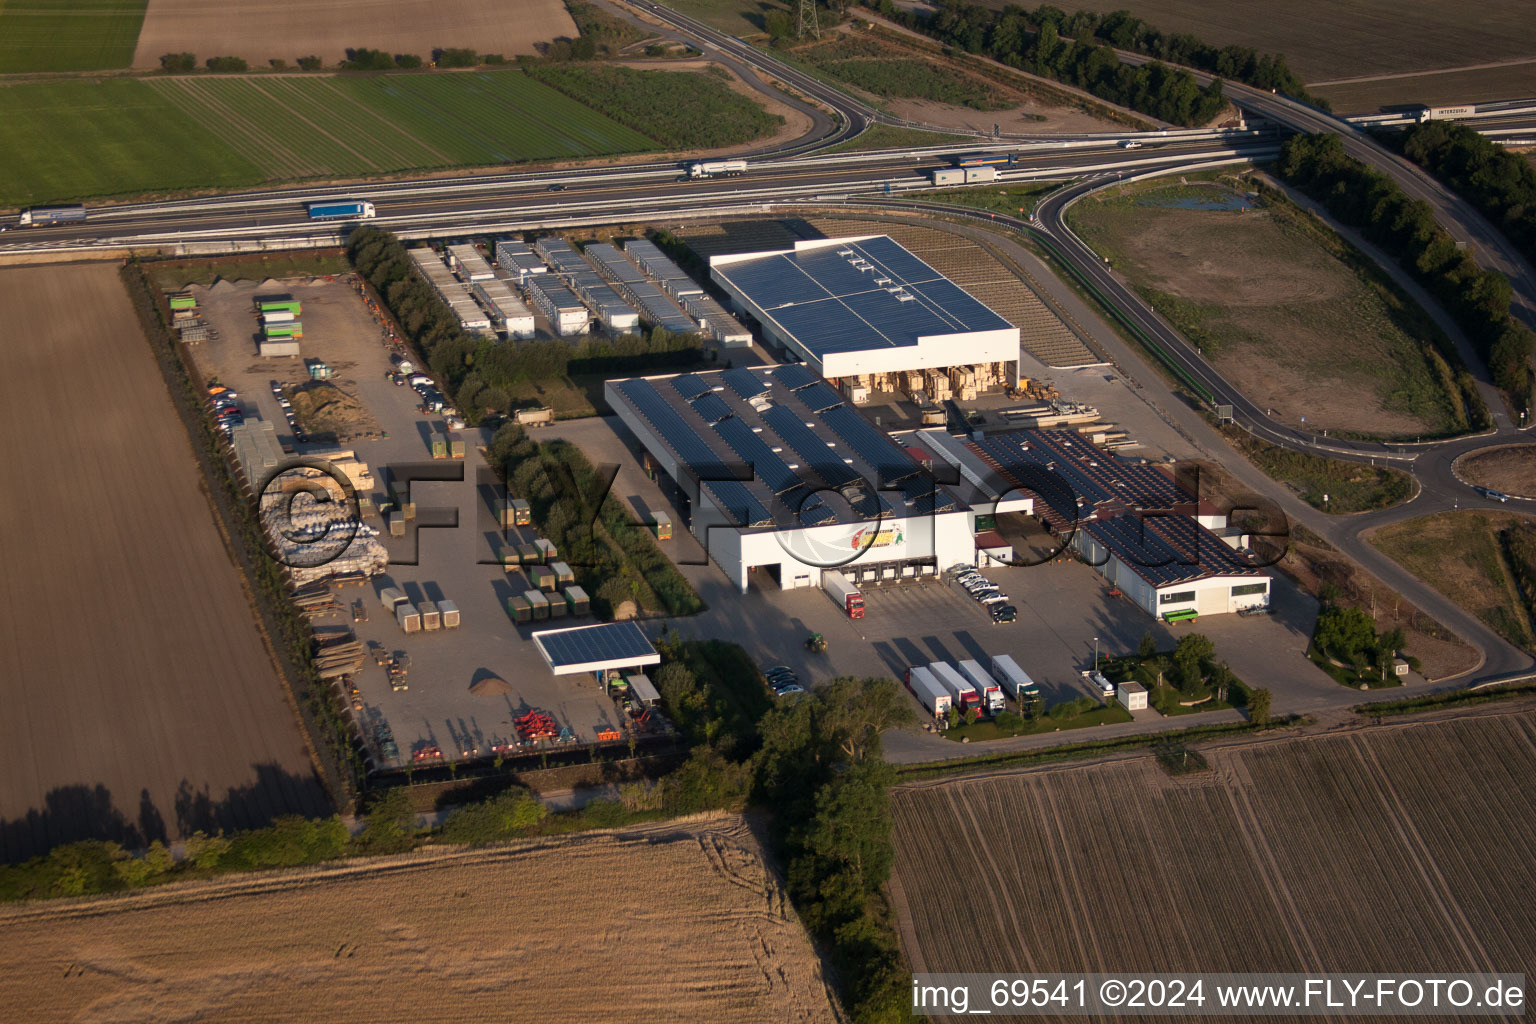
[905,665,953,720]
[306,200,377,221]
[955,153,1014,168]
[990,654,1041,706]
[957,659,1004,714]
[930,166,997,186]
[18,204,87,227]
[688,159,748,179]
[931,662,982,717]
[822,570,865,620]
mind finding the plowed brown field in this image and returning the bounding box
[0,264,326,862]
[891,709,1536,998]
[0,814,838,1024]
[131,0,576,69]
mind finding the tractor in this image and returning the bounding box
[804,632,827,654]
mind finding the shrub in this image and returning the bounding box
[395,53,423,69]
[297,55,323,71]
[205,55,248,72]
[994,710,1024,731]
[345,47,395,71]
[435,47,479,67]
[159,52,196,73]
[438,789,548,845]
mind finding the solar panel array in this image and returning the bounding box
[712,236,1013,362]
[690,392,733,426]
[967,433,1082,527]
[797,380,845,414]
[723,367,768,400]
[714,415,802,495]
[535,621,658,669]
[1084,514,1259,588]
[612,378,726,479]
[761,405,862,491]
[609,372,963,531]
[821,404,921,489]
[769,362,819,391]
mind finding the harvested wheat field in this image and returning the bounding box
[131,0,576,69]
[0,814,838,1024]
[0,264,326,863]
[891,707,1536,994]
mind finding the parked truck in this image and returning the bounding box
[306,200,376,221]
[514,405,554,427]
[688,159,748,179]
[958,659,1005,714]
[990,654,1041,705]
[931,662,981,716]
[18,204,87,227]
[905,666,953,720]
[822,570,865,620]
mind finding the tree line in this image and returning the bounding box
[486,424,704,618]
[159,47,506,74]
[1277,134,1534,412]
[347,227,702,424]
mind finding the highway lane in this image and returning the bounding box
[3,140,1266,248]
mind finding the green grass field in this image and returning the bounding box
[0,70,663,206]
[0,0,147,72]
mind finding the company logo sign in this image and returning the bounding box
[852,526,904,550]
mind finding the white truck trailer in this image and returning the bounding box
[905,666,952,720]
[930,662,981,717]
[957,659,1004,714]
[990,654,1041,705]
[688,159,748,178]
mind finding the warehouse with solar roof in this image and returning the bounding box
[708,236,1020,388]
[606,367,977,593]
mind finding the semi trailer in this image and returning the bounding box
[955,153,1014,168]
[18,205,87,227]
[958,659,1004,713]
[905,666,953,719]
[306,200,377,221]
[822,570,865,620]
[688,159,747,178]
[931,662,981,716]
[990,654,1040,704]
[930,166,998,185]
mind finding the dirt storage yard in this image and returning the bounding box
[0,814,838,1024]
[131,0,577,69]
[0,265,327,862]
[891,706,1536,1004]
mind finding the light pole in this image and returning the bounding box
[1093,635,1099,673]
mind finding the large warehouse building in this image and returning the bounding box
[916,427,1270,619]
[708,235,1020,386]
[606,367,976,593]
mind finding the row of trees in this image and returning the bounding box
[1401,122,1536,296]
[1277,133,1534,413]
[348,228,702,423]
[159,48,505,75]
[487,424,705,618]
[894,1,1223,126]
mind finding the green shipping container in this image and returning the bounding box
[168,294,196,311]
[448,434,465,459]
[430,436,448,459]
[258,299,302,315]
[264,323,302,339]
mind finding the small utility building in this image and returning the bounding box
[709,236,1019,382]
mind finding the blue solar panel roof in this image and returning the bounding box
[714,415,803,495]
[1084,515,1260,588]
[761,405,862,491]
[712,237,1013,363]
[535,621,658,670]
[690,392,733,425]
[723,368,768,400]
[672,373,713,401]
[797,381,844,414]
[770,362,819,391]
[703,480,774,528]
[820,404,920,489]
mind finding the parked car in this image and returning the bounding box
[774,683,806,697]
[979,591,1009,605]
[990,604,1017,623]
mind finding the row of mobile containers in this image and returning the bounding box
[534,237,642,332]
[408,248,493,333]
[907,656,1039,719]
[494,239,549,284]
[378,587,462,633]
[505,584,589,624]
[499,536,556,567]
[428,432,466,459]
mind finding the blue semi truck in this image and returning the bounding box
[18,204,87,227]
[306,200,377,221]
